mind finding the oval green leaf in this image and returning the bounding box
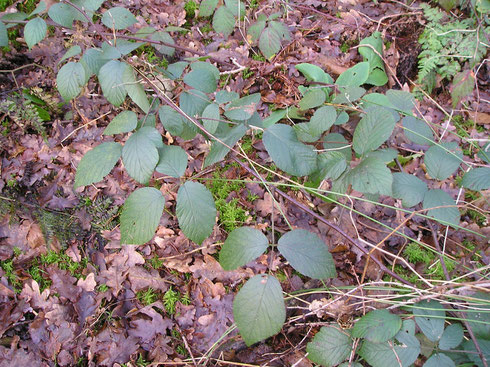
[423,353,455,367]
[219,227,269,270]
[353,107,396,155]
[212,6,235,36]
[56,62,86,101]
[24,17,47,49]
[392,172,428,208]
[439,323,463,350]
[423,189,460,227]
[307,324,352,367]
[74,142,122,188]
[461,167,490,190]
[155,145,188,178]
[103,110,138,135]
[424,142,463,180]
[413,300,446,342]
[101,7,137,30]
[352,309,402,343]
[98,60,127,106]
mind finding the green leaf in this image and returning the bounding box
[323,133,351,162]
[104,111,138,135]
[333,86,366,104]
[353,107,396,155]
[159,105,196,140]
[423,353,456,367]
[101,7,137,30]
[402,116,434,145]
[0,21,7,47]
[263,124,317,176]
[463,338,490,367]
[413,300,446,342]
[298,88,326,110]
[180,89,210,118]
[204,124,247,167]
[121,62,151,113]
[307,324,352,367]
[201,103,220,134]
[423,189,460,227]
[295,63,332,84]
[450,70,474,108]
[199,0,218,17]
[120,187,165,245]
[24,17,47,49]
[98,60,127,106]
[359,330,420,367]
[184,68,217,93]
[259,27,281,59]
[48,3,84,28]
[215,90,239,105]
[269,20,290,41]
[465,292,490,339]
[155,145,188,178]
[219,227,269,270]
[392,172,428,207]
[29,1,46,17]
[277,229,336,279]
[477,142,490,164]
[461,167,490,190]
[212,6,235,37]
[359,32,388,86]
[439,323,463,350]
[347,157,392,196]
[386,90,415,115]
[424,142,463,180]
[176,181,216,244]
[335,62,370,87]
[122,127,161,184]
[248,20,266,42]
[233,274,286,346]
[366,148,398,164]
[80,48,105,79]
[311,151,347,182]
[74,142,122,188]
[58,45,82,65]
[56,62,86,101]
[224,0,245,17]
[151,31,175,57]
[224,93,261,121]
[352,309,402,343]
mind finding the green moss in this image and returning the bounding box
[242,67,254,79]
[252,53,266,62]
[163,287,179,314]
[201,23,212,33]
[184,0,198,19]
[207,169,249,232]
[137,287,159,306]
[97,284,109,293]
[148,255,164,270]
[17,0,36,13]
[404,242,434,265]
[40,250,89,279]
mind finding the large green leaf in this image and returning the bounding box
[233,274,286,346]
[423,353,455,367]
[74,142,122,188]
[352,309,402,343]
[463,338,490,367]
[259,27,281,59]
[201,103,220,134]
[310,151,348,183]
[392,172,428,207]
[465,292,490,339]
[299,88,326,110]
[248,20,266,42]
[184,68,217,93]
[295,63,332,84]
[424,142,463,180]
[323,133,352,162]
[224,0,246,17]
[122,62,151,113]
[24,17,47,49]
[176,182,216,244]
[122,127,161,184]
[347,157,392,196]
[212,6,235,36]
[151,31,175,57]
[80,48,105,78]
[224,93,261,121]
[294,105,336,142]
[101,7,137,30]
[307,324,352,367]
[423,189,460,227]
[204,124,248,167]
[155,145,188,178]
[56,62,86,101]
[277,229,336,279]
[359,330,420,367]
[180,89,210,118]
[335,62,369,87]
[386,90,415,115]
[159,105,196,140]
[58,45,82,65]
[439,323,463,350]
[353,107,396,155]
[120,187,165,245]
[263,124,317,176]
[219,227,269,270]
[199,0,218,17]
[103,110,138,135]
[413,300,446,342]
[359,31,388,86]
[461,167,490,190]
[402,116,434,145]
[98,60,127,106]
[0,21,9,47]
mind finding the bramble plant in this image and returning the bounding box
[1,1,489,364]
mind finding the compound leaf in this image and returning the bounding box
[103,110,138,135]
[352,309,402,343]
[413,300,446,342]
[74,142,121,188]
[56,62,86,101]
[24,17,47,49]
[101,7,137,30]
[277,229,336,279]
[120,187,165,245]
[423,189,460,227]
[176,181,216,244]
[307,324,353,367]
[233,274,286,346]
[219,227,269,270]
[263,124,317,176]
[392,172,428,207]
